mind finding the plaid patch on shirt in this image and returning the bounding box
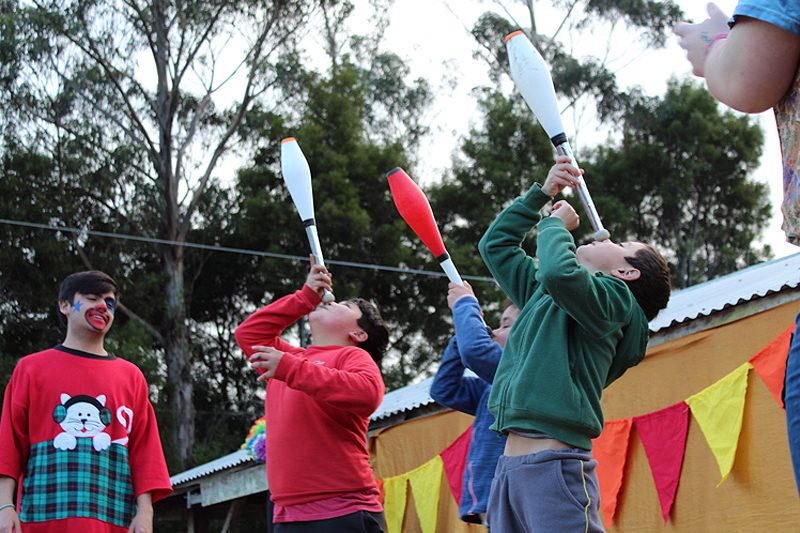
[20,439,136,526]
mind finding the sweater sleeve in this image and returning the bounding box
[273,347,384,418]
[452,297,502,384]
[234,284,322,364]
[429,337,486,415]
[535,217,632,337]
[478,183,552,309]
[127,370,172,503]
[0,364,29,481]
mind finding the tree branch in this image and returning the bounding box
[72,239,164,345]
[68,9,158,159]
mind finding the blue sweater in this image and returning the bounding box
[429,296,507,523]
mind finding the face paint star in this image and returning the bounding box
[72,301,82,312]
[104,297,116,314]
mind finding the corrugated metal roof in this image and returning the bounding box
[171,449,254,487]
[371,376,435,421]
[649,252,800,332]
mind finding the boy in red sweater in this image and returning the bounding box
[0,271,172,533]
[235,257,388,533]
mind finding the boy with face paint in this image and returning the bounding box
[0,271,172,533]
[429,282,519,526]
[235,257,388,533]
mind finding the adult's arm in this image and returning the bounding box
[705,17,800,112]
[675,4,800,113]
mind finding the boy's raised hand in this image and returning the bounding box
[541,155,582,198]
[447,281,476,310]
[250,346,285,381]
[550,200,580,231]
[305,254,332,299]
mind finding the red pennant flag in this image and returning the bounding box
[592,418,632,528]
[634,402,690,523]
[438,426,472,505]
[749,323,796,408]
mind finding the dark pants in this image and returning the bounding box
[272,511,385,533]
[487,448,604,532]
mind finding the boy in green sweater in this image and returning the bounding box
[479,156,671,532]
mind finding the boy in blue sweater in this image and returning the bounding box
[479,156,671,532]
[430,282,519,527]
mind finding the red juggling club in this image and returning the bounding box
[387,167,464,285]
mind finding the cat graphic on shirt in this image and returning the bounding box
[51,393,134,452]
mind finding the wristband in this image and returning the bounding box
[0,503,14,512]
[706,32,728,51]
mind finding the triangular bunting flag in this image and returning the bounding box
[408,456,444,533]
[439,426,472,505]
[749,324,796,408]
[592,418,632,528]
[686,362,752,485]
[383,474,408,533]
[634,402,690,523]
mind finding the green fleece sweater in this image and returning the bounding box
[478,184,649,450]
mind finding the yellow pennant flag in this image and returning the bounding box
[383,474,409,533]
[408,455,444,533]
[686,362,752,485]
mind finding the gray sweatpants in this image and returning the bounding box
[487,448,604,533]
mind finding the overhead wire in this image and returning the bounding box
[0,218,496,283]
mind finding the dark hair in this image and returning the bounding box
[57,271,119,327]
[624,245,671,321]
[502,299,518,313]
[347,298,389,366]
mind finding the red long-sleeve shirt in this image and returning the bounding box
[234,285,385,506]
[0,346,172,532]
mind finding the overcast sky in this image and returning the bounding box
[340,0,797,259]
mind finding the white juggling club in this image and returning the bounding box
[280,137,335,303]
[505,30,610,241]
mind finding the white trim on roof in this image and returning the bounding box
[371,376,435,422]
[649,252,800,332]
[170,449,254,487]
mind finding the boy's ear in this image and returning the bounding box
[611,267,641,282]
[348,330,368,344]
[58,300,71,317]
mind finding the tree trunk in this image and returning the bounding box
[153,0,194,468]
[163,247,195,467]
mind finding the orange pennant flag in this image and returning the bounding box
[749,323,796,408]
[592,418,633,528]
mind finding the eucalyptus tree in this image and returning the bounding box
[4,0,341,467]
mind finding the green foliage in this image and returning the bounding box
[470,1,684,121]
[584,80,771,287]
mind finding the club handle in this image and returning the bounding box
[438,254,463,285]
[554,142,610,241]
[304,224,335,303]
